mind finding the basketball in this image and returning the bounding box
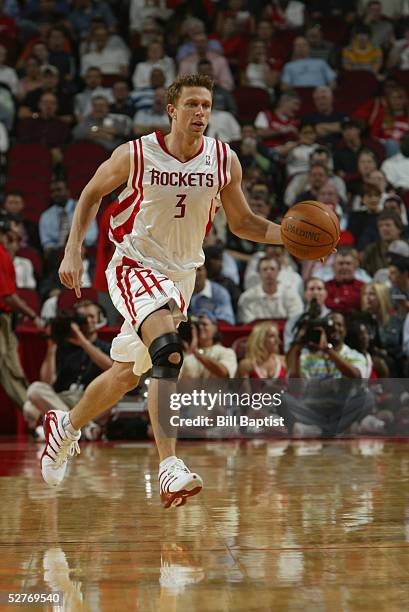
[281,200,340,260]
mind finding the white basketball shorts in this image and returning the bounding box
[106,257,195,376]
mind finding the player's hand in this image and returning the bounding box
[59,250,83,298]
[319,247,337,264]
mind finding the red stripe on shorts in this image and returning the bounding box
[116,266,137,326]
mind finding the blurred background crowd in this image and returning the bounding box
[2,0,409,439]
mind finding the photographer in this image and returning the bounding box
[285,312,384,435]
[23,300,112,430]
[180,311,237,379]
[284,277,330,352]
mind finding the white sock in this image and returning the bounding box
[63,413,80,436]
[160,455,177,469]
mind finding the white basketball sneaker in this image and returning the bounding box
[41,410,81,486]
[158,457,203,509]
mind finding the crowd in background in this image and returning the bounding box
[3,0,409,438]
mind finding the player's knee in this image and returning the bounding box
[149,332,184,380]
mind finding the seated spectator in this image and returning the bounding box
[293,161,330,204]
[254,19,286,62]
[73,95,131,152]
[242,39,279,93]
[370,85,409,157]
[225,194,270,263]
[286,122,319,178]
[216,15,250,69]
[18,64,74,123]
[179,32,234,91]
[176,17,219,63]
[16,55,43,101]
[133,87,169,137]
[47,26,75,80]
[238,322,287,379]
[325,248,366,315]
[264,0,305,30]
[206,108,241,142]
[348,182,382,250]
[286,312,383,435]
[284,276,331,353]
[236,129,275,179]
[362,210,404,277]
[305,24,336,67]
[381,133,409,189]
[383,194,409,231]
[6,232,36,289]
[0,44,18,96]
[342,23,383,74]
[2,191,41,250]
[349,149,379,209]
[353,77,398,134]
[244,244,303,293]
[190,265,235,325]
[238,256,303,324]
[129,0,172,34]
[197,58,237,116]
[80,22,128,77]
[281,37,336,90]
[109,79,134,119]
[39,179,98,257]
[363,0,394,49]
[387,241,409,314]
[16,91,71,156]
[180,310,237,379]
[23,300,112,432]
[41,287,61,321]
[302,86,348,149]
[202,227,240,285]
[284,146,347,207]
[334,118,383,180]
[204,245,241,313]
[132,40,175,89]
[367,168,395,206]
[387,22,409,71]
[131,67,166,114]
[74,66,113,121]
[254,91,300,155]
[69,0,117,41]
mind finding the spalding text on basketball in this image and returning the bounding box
[283,221,321,242]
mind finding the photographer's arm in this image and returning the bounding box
[286,342,304,378]
[191,349,229,378]
[69,324,113,371]
[40,340,57,385]
[323,347,361,379]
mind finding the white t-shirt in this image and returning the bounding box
[181,344,238,379]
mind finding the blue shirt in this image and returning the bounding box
[189,280,235,325]
[282,58,336,88]
[39,200,98,249]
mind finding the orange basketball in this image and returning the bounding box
[281,200,340,260]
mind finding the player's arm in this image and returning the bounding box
[220,151,283,245]
[60,143,130,297]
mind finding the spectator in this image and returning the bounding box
[69,0,117,41]
[381,133,409,189]
[353,77,399,134]
[80,22,128,77]
[286,122,319,178]
[130,67,166,114]
[387,22,409,70]
[2,191,41,250]
[362,210,404,277]
[286,312,382,435]
[294,161,330,203]
[129,0,171,34]
[387,240,409,312]
[16,91,71,155]
[203,244,241,312]
[349,148,379,208]
[334,118,383,179]
[23,300,112,430]
[362,0,394,49]
[73,95,131,152]
[383,194,409,230]
[302,86,348,149]
[39,179,98,255]
[325,248,366,315]
[242,39,279,93]
[18,64,74,123]
[190,265,235,325]
[133,87,169,137]
[179,32,234,91]
[236,133,273,182]
[305,24,336,67]
[16,55,43,101]
[348,182,382,250]
[284,276,331,352]
[132,40,175,89]
[206,108,241,142]
[254,91,300,154]
[6,232,36,289]
[370,86,409,157]
[342,23,383,73]
[281,37,336,90]
[254,18,286,62]
[238,256,303,323]
[180,310,237,379]
[0,214,42,412]
[47,26,75,80]
[74,66,113,121]
[216,15,249,70]
[264,0,305,30]
[238,322,287,379]
[0,44,17,95]
[197,58,237,115]
[109,79,134,119]
[244,244,303,293]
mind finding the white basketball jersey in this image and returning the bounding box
[109,131,232,278]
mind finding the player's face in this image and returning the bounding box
[170,87,212,135]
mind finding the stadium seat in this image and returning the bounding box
[233,87,271,124]
[16,288,41,325]
[319,16,351,46]
[392,70,409,90]
[7,143,52,180]
[57,288,99,314]
[63,141,108,199]
[294,87,316,115]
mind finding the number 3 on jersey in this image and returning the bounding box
[174,194,186,219]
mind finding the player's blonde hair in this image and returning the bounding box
[244,322,280,365]
[167,74,214,107]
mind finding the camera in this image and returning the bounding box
[178,317,200,344]
[295,298,333,347]
[50,314,88,345]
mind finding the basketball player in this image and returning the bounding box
[40,74,283,508]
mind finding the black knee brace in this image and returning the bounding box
[149,332,184,380]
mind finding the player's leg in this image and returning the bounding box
[140,307,203,508]
[41,361,140,486]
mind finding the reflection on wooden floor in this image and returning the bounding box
[0,439,409,611]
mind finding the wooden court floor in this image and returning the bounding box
[0,438,409,612]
